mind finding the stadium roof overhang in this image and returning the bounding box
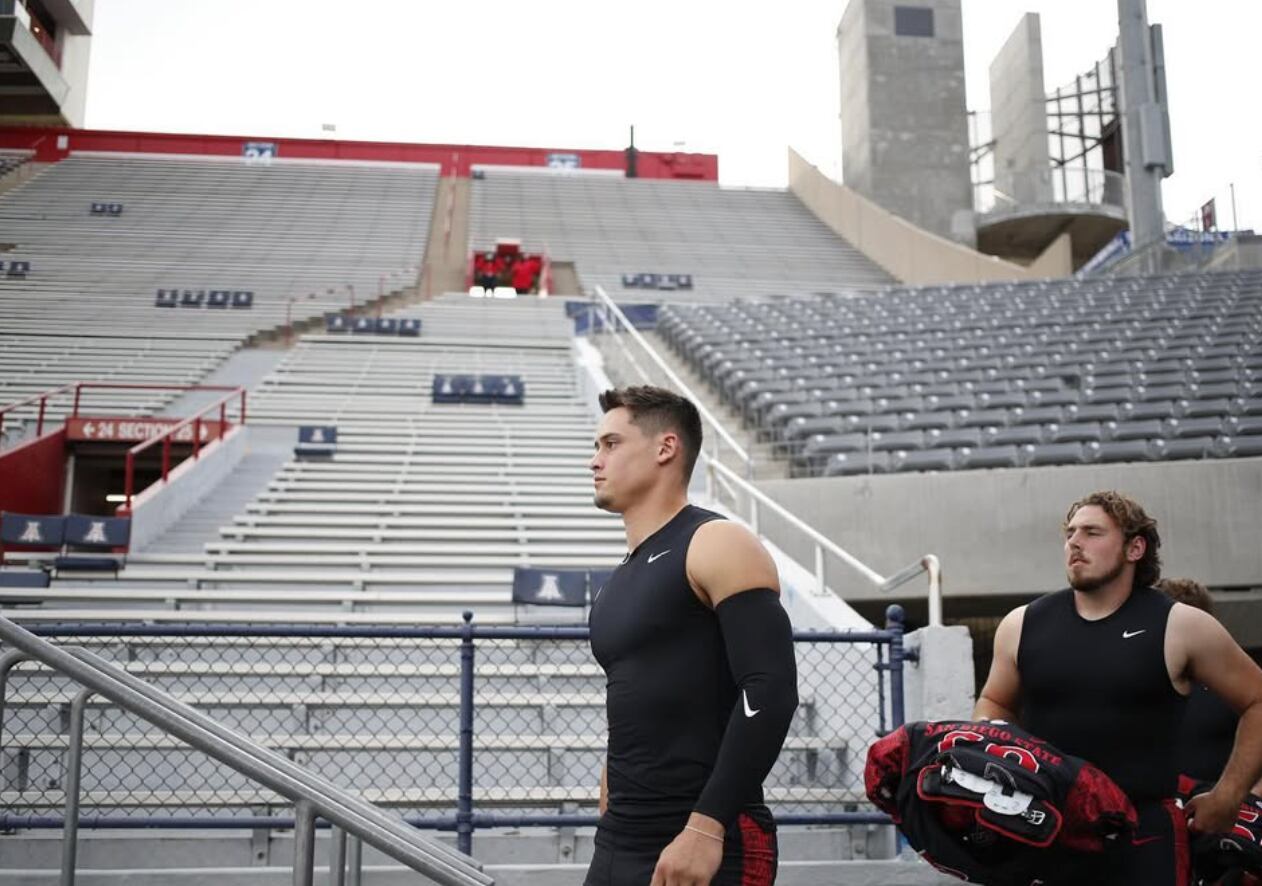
[0,15,69,125]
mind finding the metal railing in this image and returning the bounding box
[0,611,911,850]
[0,616,491,886]
[975,167,1126,216]
[585,287,943,625]
[119,386,246,512]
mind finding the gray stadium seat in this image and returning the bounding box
[1166,417,1225,440]
[846,414,904,434]
[928,427,983,449]
[1180,398,1233,418]
[958,445,1022,470]
[1157,436,1218,460]
[1223,435,1262,458]
[893,448,957,473]
[1087,387,1133,405]
[1025,442,1088,467]
[823,451,891,476]
[903,411,956,431]
[1193,383,1241,400]
[957,408,1010,429]
[1125,401,1178,422]
[1031,390,1079,408]
[1010,406,1064,427]
[1092,440,1155,464]
[870,430,925,452]
[986,425,1045,447]
[783,416,845,442]
[1069,403,1121,423]
[1048,422,1104,444]
[1231,416,1262,437]
[1108,419,1165,441]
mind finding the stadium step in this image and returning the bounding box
[155,347,291,420]
[141,425,296,554]
[0,828,954,884]
[418,177,471,298]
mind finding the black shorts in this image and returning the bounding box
[584,810,777,886]
[1099,799,1191,886]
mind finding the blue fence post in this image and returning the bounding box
[885,604,907,729]
[456,611,475,856]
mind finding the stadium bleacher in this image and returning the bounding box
[0,154,441,438]
[0,155,438,338]
[0,150,30,181]
[657,268,1262,476]
[469,168,892,301]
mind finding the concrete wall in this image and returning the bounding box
[989,13,1051,206]
[837,0,973,242]
[756,458,1262,602]
[128,426,248,551]
[905,625,975,721]
[788,148,1068,284]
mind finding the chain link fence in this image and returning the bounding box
[1,616,907,845]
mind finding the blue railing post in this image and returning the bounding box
[885,604,907,729]
[456,611,475,856]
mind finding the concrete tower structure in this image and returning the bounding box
[837,0,973,243]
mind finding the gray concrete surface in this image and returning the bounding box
[837,0,973,242]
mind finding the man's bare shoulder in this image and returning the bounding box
[686,519,779,605]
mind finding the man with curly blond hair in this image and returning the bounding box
[975,491,1262,885]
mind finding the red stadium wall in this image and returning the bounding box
[0,127,719,180]
[0,429,66,515]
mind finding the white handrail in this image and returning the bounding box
[584,287,943,625]
[708,460,942,625]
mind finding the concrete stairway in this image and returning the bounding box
[421,177,471,298]
[157,347,291,419]
[140,424,295,554]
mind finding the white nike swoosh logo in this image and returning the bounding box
[647,550,670,563]
[742,690,761,718]
[1122,629,1146,639]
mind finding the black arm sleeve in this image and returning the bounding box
[693,587,799,825]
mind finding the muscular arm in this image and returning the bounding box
[1173,604,1262,826]
[973,606,1026,723]
[651,521,796,884]
[686,520,797,826]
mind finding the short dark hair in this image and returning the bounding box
[1156,577,1213,614]
[1065,491,1162,590]
[598,386,703,480]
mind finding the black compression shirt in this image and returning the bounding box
[588,504,767,837]
[1018,586,1188,803]
[1177,684,1237,782]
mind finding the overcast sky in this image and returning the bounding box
[84,0,1260,231]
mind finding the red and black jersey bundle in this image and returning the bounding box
[1177,776,1262,886]
[866,720,1138,885]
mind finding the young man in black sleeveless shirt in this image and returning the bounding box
[584,386,799,886]
[975,491,1262,885]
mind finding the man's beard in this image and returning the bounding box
[1067,554,1127,593]
[593,490,616,512]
